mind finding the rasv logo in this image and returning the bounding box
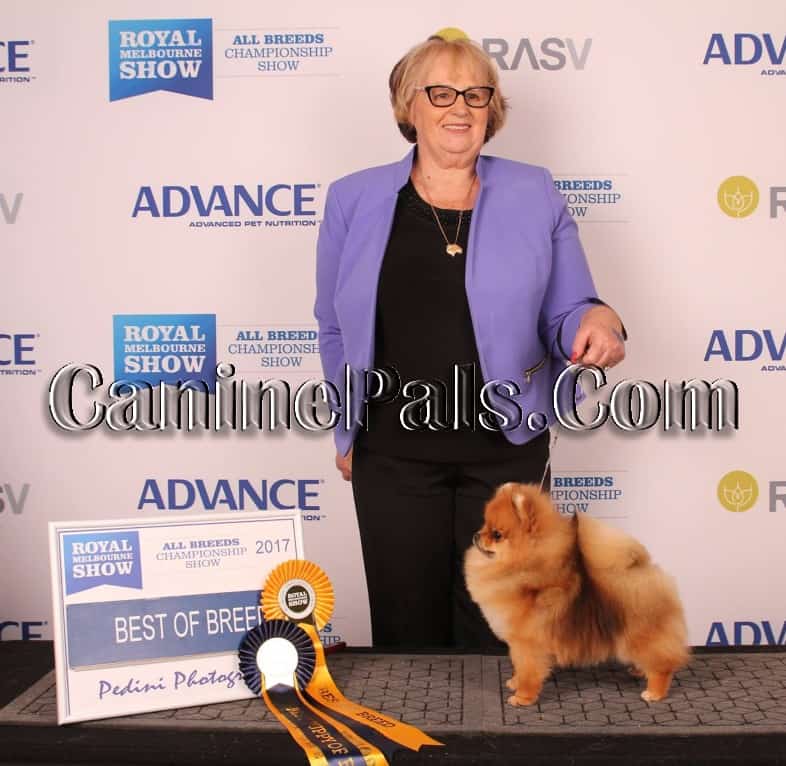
[0,483,30,514]
[0,193,23,224]
[482,37,592,70]
[717,470,758,513]
[716,176,786,219]
[715,472,786,513]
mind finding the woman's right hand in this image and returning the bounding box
[335,448,352,482]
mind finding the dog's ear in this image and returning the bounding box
[509,484,538,532]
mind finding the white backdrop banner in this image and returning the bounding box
[2,0,785,650]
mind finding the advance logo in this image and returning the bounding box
[0,332,39,378]
[109,19,213,101]
[0,620,46,640]
[131,182,319,229]
[705,330,786,373]
[706,620,786,646]
[63,531,142,595]
[0,38,35,84]
[703,34,786,77]
[138,478,324,521]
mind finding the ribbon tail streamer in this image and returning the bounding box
[264,683,372,766]
[300,687,399,764]
[294,683,391,766]
[301,624,443,751]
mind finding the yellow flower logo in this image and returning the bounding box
[717,176,759,218]
[717,470,758,512]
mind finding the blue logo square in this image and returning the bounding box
[109,19,213,101]
[64,531,143,595]
[113,313,217,392]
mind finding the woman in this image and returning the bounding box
[314,32,625,649]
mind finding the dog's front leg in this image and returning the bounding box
[507,642,550,706]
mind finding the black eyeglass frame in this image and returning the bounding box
[415,84,495,108]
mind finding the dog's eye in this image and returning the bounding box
[491,529,503,541]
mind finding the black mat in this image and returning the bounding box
[1,642,784,765]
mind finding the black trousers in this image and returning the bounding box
[350,431,549,650]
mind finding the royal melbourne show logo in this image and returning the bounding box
[109,19,213,101]
[63,531,143,595]
[113,314,217,390]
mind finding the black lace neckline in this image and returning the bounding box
[399,178,473,222]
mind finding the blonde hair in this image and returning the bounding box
[389,36,508,144]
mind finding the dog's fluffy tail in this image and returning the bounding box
[575,514,689,671]
[575,515,650,573]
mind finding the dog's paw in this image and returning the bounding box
[505,677,517,691]
[507,693,538,707]
[641,689,666,703]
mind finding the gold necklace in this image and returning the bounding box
[417,173,476,257]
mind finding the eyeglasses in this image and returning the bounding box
[416,85,494,108]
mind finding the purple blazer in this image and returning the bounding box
[314,147,602,456]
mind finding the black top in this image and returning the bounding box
[356,179,532,462]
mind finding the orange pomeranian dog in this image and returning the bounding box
[465,483,689,707]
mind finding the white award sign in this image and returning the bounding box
[48,512,304,724]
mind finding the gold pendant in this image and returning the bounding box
[445,243,463,257]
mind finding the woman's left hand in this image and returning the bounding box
[570,305,626,370]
